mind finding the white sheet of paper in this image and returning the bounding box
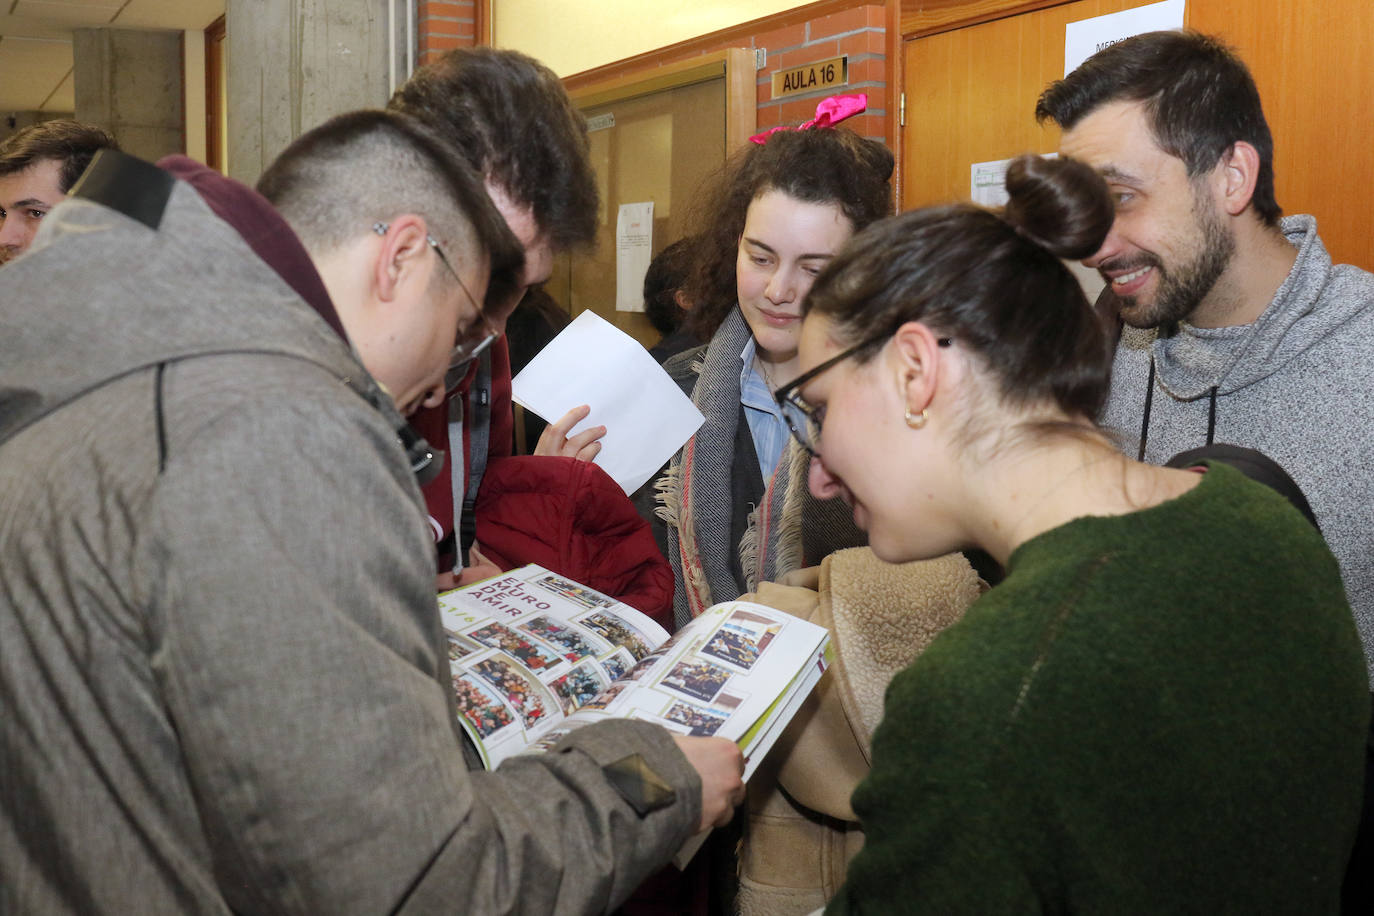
[511,310,704,495]
[1064,0,1184,76]
[615,201,654,312]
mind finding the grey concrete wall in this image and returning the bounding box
[73,29,185,162]
[226,0,391,185]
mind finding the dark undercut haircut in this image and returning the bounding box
[685,127,894,341]
[255,109,524,314]
[1036,30,1280,227]
[0,119,119,192]
[806,155,1116,425]
[387,47,597,251]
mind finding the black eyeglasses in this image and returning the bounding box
[372,221,497,368]
[774,333,952,457]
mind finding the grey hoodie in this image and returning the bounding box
[1102,215,1374,683]
[0,175,698,914]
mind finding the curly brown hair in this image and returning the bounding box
[684,127,893,340]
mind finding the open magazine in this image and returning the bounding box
[438,564,830,783]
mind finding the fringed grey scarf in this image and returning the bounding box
[658,308,863,628]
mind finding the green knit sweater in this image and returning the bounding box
[829,462,1368,914]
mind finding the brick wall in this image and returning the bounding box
[752,5,887,140]
[418,0,478,65]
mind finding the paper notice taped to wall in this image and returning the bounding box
[1064,0,1185,76]
[615,201,654,312]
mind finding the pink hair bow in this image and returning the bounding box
[749,93,868,144]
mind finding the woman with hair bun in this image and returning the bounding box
[658,98,893,627]
[781,154,1368,912]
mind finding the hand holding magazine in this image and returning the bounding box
[438,564,830,785]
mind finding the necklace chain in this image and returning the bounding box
[756,353,778,392]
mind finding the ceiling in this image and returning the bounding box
[0,0,224,112]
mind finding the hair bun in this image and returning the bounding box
[1001,154,1113,260]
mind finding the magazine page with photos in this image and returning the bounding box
[439,565,830,778]
[555,599,828,782]
[438,565,669,769]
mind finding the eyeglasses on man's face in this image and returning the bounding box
[372,221,497,370]
[774,332,951,458]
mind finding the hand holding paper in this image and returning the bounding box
[512,310,705,494]
[535,404,606,462]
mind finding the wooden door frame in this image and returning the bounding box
[204,14,226,173]
[564,48,757,156]
[900,0,1077,38]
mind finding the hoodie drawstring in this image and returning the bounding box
[1206,386,1218,446]
[1137,358,1155,461]
[155,362,168,474]
[1137,356,1221,458]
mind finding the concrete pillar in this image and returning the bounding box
[72,29,185,162]
[225,0,393,185]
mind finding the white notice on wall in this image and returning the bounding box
[971,158,1015,208]
[615,201,654,312]
[1064,0,1185,77]
[969,154,1102,302]
[970,152,1057,208]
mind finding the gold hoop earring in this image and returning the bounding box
[904,407,928,430]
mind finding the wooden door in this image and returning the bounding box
[1186,0,1374,269]
[901,0,1374,270]
[901,0,1148,210]
[554,49,756,348]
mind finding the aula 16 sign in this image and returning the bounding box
[771,56,848,99]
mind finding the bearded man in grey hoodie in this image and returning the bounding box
[1037,30,1374,685]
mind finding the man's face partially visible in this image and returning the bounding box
[484,179,554,329]
[368,229,492,417]
[0,158,66,265]
[1061,100,1235,329]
